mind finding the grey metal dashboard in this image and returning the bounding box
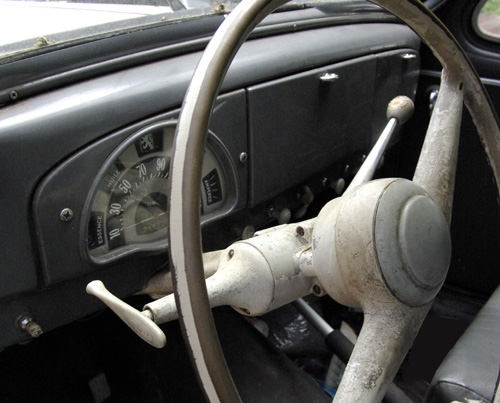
[0,21,420,349]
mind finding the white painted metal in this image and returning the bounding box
[86,280,166,348]
[345,118,397,194]
[137,250,223,299]
[85,75,467,403]
[86,90,432,402]
[345,95,413,194]
[413,69,464,225]
[87,176,449,402]
[146,221,315,323]
[314,179,433,402]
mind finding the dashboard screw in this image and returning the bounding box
[9,91,18,101]
[239,152,248,164]
[16,314,43,338]
[60,208,74,222]
[26,322,43,338]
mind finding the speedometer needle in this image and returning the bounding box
[121,211,167,234]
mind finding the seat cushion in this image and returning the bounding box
[427,285,500,402]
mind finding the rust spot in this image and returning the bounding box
[362,366,383,390]
[36,36,52,47]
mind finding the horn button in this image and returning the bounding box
[313,178,451,308]
[374,179,451,306]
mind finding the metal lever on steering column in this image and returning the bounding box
[86,252,223,348]
[86,280,167,348]
[85,222,315,347]
[345,95,414,194]
[85,95,415,351]
[86,220,316,347]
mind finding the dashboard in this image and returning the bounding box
[0,15,420,349]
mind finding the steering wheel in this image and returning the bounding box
[167,0,500,401]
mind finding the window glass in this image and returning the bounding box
[0,0,370,60]
[0,0,227,58]
[475,0,500,41]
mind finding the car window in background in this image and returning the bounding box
[0,1,172,47]
[0,0,369,60]
[475,0,500,42]
[0,0,223,58]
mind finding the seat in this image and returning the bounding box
[427,285,500,402]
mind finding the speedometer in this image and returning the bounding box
[84,121,233,264]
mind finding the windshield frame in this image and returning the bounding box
[0,0,391,107]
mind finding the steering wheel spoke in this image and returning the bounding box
[334,303,430,402]
[166,0,500,402]
[413,69,464,224]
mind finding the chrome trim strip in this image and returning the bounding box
[421,69,500,87]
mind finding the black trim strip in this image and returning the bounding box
[0,10,395,106]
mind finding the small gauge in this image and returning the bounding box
[84,121,231,264]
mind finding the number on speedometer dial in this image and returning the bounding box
[85,121,228,264]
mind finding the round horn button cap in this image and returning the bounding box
[399,195,450,289]
[374,179,451,306]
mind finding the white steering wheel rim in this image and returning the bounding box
[167,1,500,402]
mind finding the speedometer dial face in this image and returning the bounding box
[85,121,229,264]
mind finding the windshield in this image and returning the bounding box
[1,0,372,59]
[0,0,235,58]
[0,1,172,46]
[0,0,382,64]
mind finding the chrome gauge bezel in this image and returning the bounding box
[81,120,238,265]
